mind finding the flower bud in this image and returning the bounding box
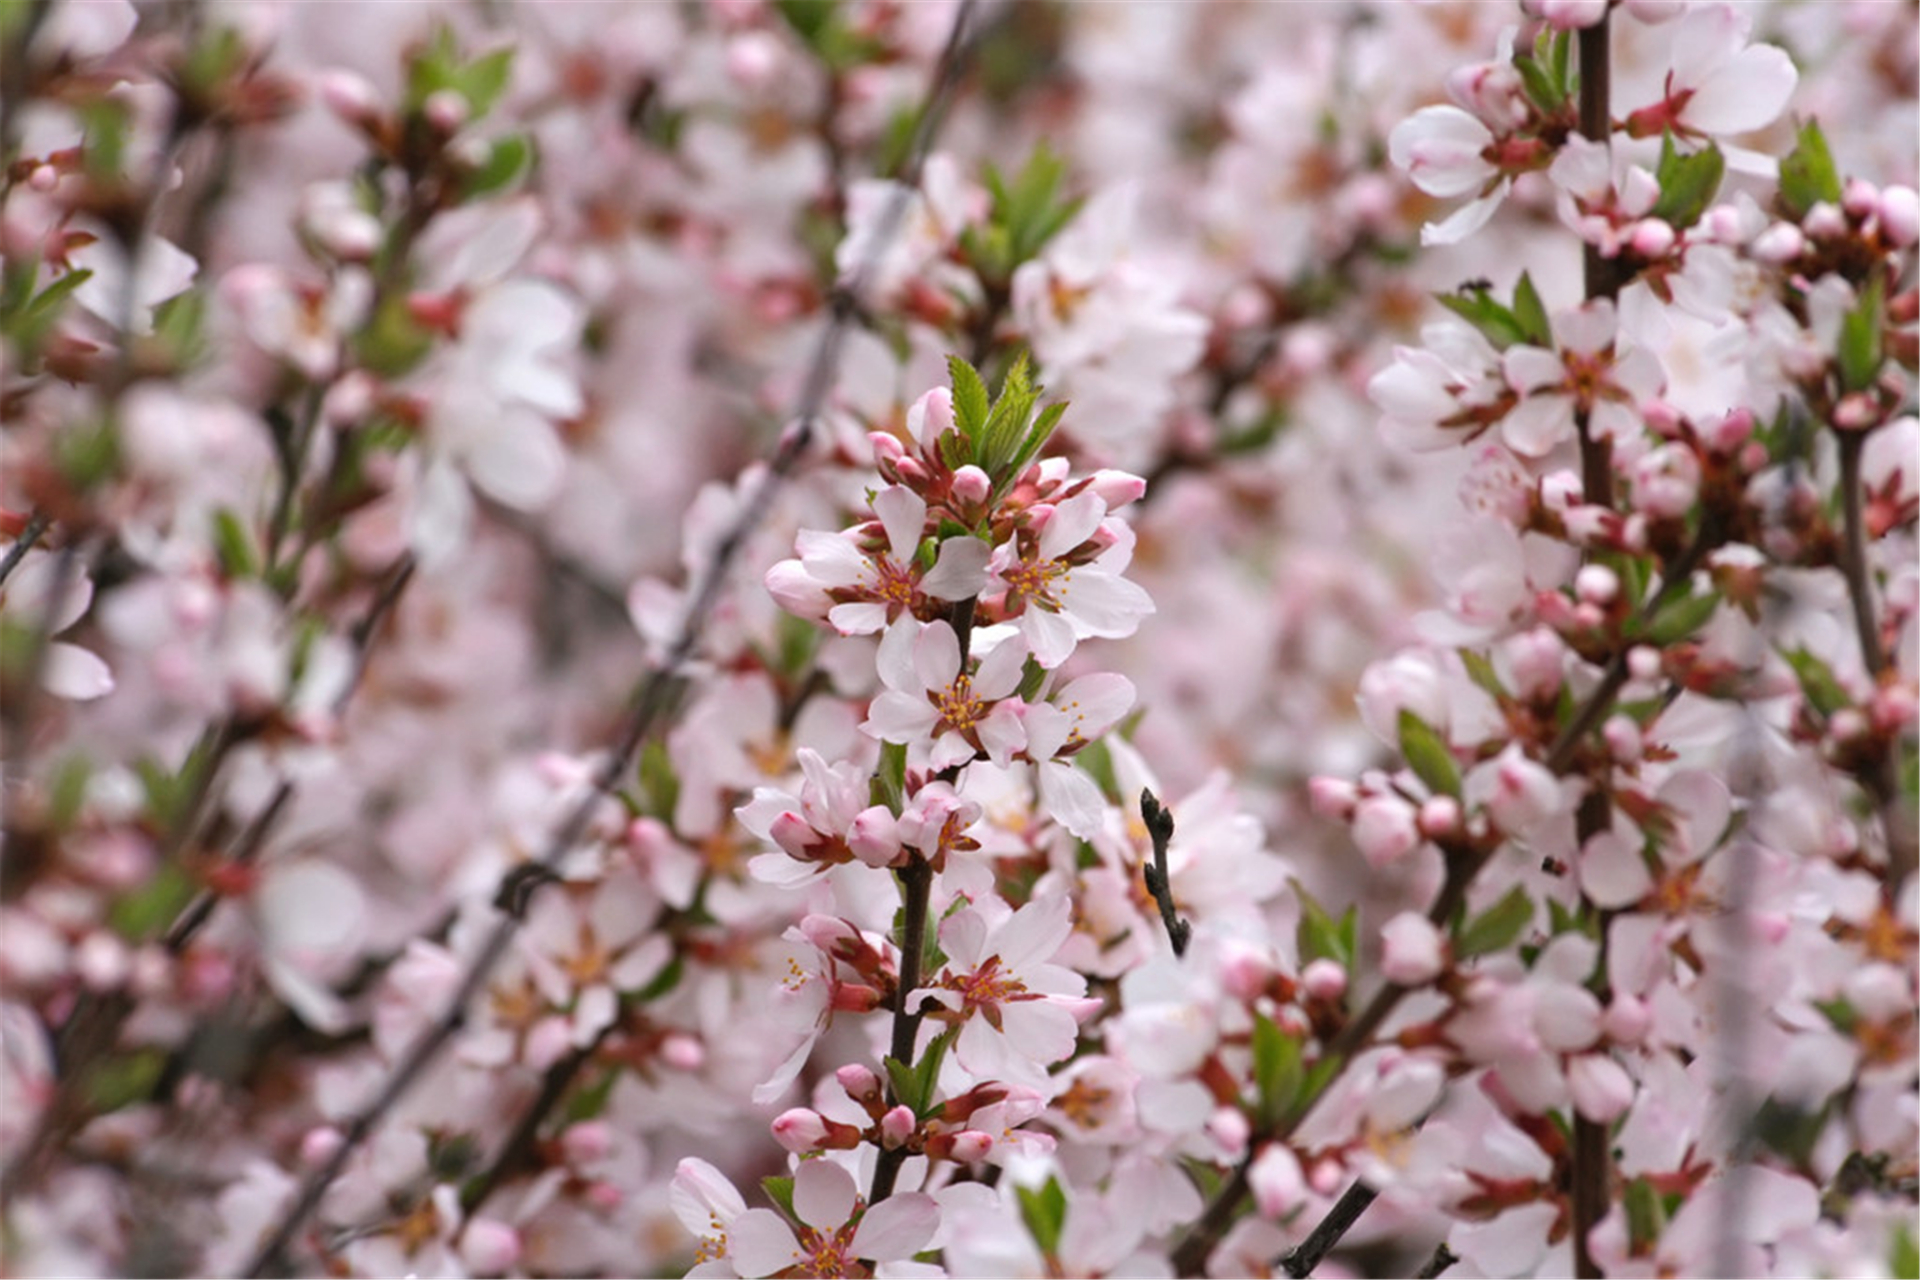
[1628,218,1675,258]
[1352,794,1421,867]
[562,1121,614,1165]
[1418,795,1462,840]
[1750,222,1805,262]
[1574,564,1619,606]
[460,1218,522,1276]
[1249,1144,1306,1219]
[316,69,381,125]
[300,1126,343,1167]
[1379,912,1446,985]
[836,1063,882,1103]
[1603,715,1642,763]
[423,88,469,134]
[769,811,818,861]
[945,1130,994,1163]
[1086,468,1149,509]
[1803,201,1847,240]
[1504,627,1567,702]
[1878,186,1918,247]
[1626,645,1662,682]
[1842,178,1880,220]
[1206,1106,1251,1158]
[1301,958,1348,1001]
[662,1031,705,1071]
[1308,776,1358,819]
[848,805,901,868]
[772,1108,830,1153]
[907,386,955,452]
[880,1105,916,1148]
[1601,993,1652,1045]
[950,465,991,505]
[1485,745,1561,835]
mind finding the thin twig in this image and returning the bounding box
[1278,1179,1378,1277]
[241,7,984,1271]
[0,511,52,588]
[1139,789,1190,957]
[1415,1241,1460,1278]
[1833,430,1885,680]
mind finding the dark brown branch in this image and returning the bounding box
[1416,1242,1460,1278]
[1575,15,1619,510]
[0,511,52,588]
[1140,789,1190,956]
[1278,1179,1378,1277]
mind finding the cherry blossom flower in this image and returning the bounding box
[917,895,1100,1089]
[727,1158,940,1280]
[1500,299,1665,455]
[987,491,1153,669]
[1622,4,1797,147]
[0,550,112,700]
[863,620,1027,771]
[768,488,990,635]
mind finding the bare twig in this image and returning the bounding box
[241,6,985,1271]
[1140,789,1190,957]
[0,511,52,588]
[1278,1179,1378,1277]
[1416,1241,1460,1278]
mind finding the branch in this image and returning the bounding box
[1278,1179,1378,1277]
[1140,789,1190,956]
[1575,14,1619,510]
[241,7,985,1269]
[0,510,52,588]
[1416,1242,1460,1278]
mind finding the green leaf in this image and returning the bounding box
[636,740,679,821]
[884,1055,925,1114]
[761,1174,797,1221]
[1649,134,1725,230]
[458,133,533,201]
[212,508,261,580]
[1510,272,1552,347]
[1297,892,1355,969]
[1455,885,1534,960]
[1397,710,1461,799]
[911,1029,954,1118]
[1016,1177,1068,1257]
[633,954,684,1003]
[108,863,197,940]
[1892,1221,1919,1280]
[874,740,908,815]
[1624,1177,1665,1254]
[82,1048,167,1114]
[1782,647,1850,719]
[1460,650,1507,700]
[560,1067,619,1124]
[1837,271,1886,394]
[1436,283,1529,350]
[1251,1011,1304,1126]
[1778,119,1842,221]
[458,47,515,117]
[1514,51,1565,115]
[948,354,991,437]
[1643,588,1721,646]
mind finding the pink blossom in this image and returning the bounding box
[728,1158,938,1279]
[863,619,1028,771]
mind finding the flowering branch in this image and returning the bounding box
[1140,788,1190,956]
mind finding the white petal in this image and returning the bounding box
[1022,606,1078,670]
[793,1159,858,1230]
[464,410,565,510]
[852,1194,940,1262]
[729,1209,803,1278]
[912,621,960,692]
[1039,761,1107,840]
[921,536,990,601]
[862,692,937,745]
[41,643,113,700]
[872,486,928,563]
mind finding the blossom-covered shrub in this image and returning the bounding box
[0,2,1912,1278]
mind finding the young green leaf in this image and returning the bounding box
[1649,134,1726,230]
[1778,119,1842,221]
[1398,709,1462,799]
[1454,884,1534,959]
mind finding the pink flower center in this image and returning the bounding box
[1001,557,1067,606]
[933,674,985,733]
[794,1220,868,1278]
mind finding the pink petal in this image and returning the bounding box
[851,1193,940,1262]
[872,485,928,563]
[912,621,960,692]
[921,536,990,601]
[728,1209,802,1277]
[792,1158,857,1229]
[41,643,113,700]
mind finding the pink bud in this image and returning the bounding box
[1626,646,1662,682]
[836,1063,881,1102]
[869,431,905,465]
[1249,1144,1306,1219]
[1301,958,1348,1001]
[300,1126,343,1167]
[1206,1106,1250,1157]
[1352,794,1421,867]
[1601,994,1651,1045]
[28,163,57,191]
[947,1130,993,1163]
[1871,684,1917,734]
[769,811,817,860]
[317,70,381,124]
[1308,776,1358,819]
[1504,627,1567,701]
[1833,392,1881,431]
[661,1031,705,1071]
[1568,1053,1634,1123]
[561,1121,614,1165]
[725,31,782,87]
[848,805,901,868]
[1879,186,1919,247]
[1379,912,1447,986]
[1540,470,1584,511]
[1574,564,1619,606]
[1573,601,1606,631]
[907,386,955,452]
[1086,468,1149,509]
[1803,201,1847,240]
[460,1218,522,1276]
[950,465,991,505]
[1418,795,1462,840]
[1603,715,1642,764]
[1628,218,1676,258]
[772,1108,830,1153]
[1750,222,1805,262]
[423,88,468,133]
[1217,941,1270,1001]
[526,1016,573,1070]
[1828,708,1870,744]
[1701,408,1754,453]
[1842,178,1880,220]
[880,1105,916,1148]
[75,932,128,991]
